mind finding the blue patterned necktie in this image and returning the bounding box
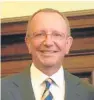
[41,78,53,100]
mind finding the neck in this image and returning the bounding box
[33,63,61,76]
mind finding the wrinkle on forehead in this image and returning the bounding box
[27,12,69,36]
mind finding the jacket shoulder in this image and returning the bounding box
[65,70,94,92]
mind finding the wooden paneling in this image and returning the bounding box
[92,71,94,85]
[2,43,28,56]
[1,60,32,77]
[1,10,94,80]
[63,55,94,73]
[1,37,94,57]
[1,55,94,77]
[1,10,94,36]
[71,37,94,51]
[1,22,27,35]
[68,15,94,28]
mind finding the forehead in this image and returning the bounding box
[28,12,68,33]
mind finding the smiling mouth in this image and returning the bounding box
[39,50,58,54]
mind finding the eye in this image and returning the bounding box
[35,33,43,37]
[53,32,62,37]
[33,31,46,38]
[52,31,65,40]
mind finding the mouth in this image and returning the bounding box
[39,50,58,54]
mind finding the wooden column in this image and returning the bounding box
[91,71,94,85]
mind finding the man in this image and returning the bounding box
[1,8,94,100]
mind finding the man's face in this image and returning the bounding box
[26,12,73,67]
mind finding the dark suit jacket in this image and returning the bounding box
[1,66,94,100]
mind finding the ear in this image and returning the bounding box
[65,36,73,54]
[25,37,32,54]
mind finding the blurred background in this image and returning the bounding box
[1,1,94,85]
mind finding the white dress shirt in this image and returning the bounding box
[30,63,65,100]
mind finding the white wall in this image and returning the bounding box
[1,1,94,19]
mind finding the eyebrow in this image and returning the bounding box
[33,29,64,34]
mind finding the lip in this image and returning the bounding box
[39,50,58,53]
[39,50,58,56]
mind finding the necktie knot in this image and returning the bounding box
[45,78,52,89]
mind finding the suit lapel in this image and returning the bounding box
[11,67,85,100]
[12,66,35,100]
[64,70,81,100]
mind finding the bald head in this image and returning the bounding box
[26,8,71,37]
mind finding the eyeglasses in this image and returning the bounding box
[27,31,66,41]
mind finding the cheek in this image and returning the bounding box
[56,40,66,51]
[31,40,42,50]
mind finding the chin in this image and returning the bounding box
[37,55,60,67]
[43,63,54,67]
[40,59,57,67]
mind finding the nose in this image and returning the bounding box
[43,33,54,47]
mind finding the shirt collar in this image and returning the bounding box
[30,63,48,86]
[30,63,64,88]
[50,67,64,88]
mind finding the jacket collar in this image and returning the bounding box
[64,70,83,100]
[12,66,36,100]
[12,66,81,100]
